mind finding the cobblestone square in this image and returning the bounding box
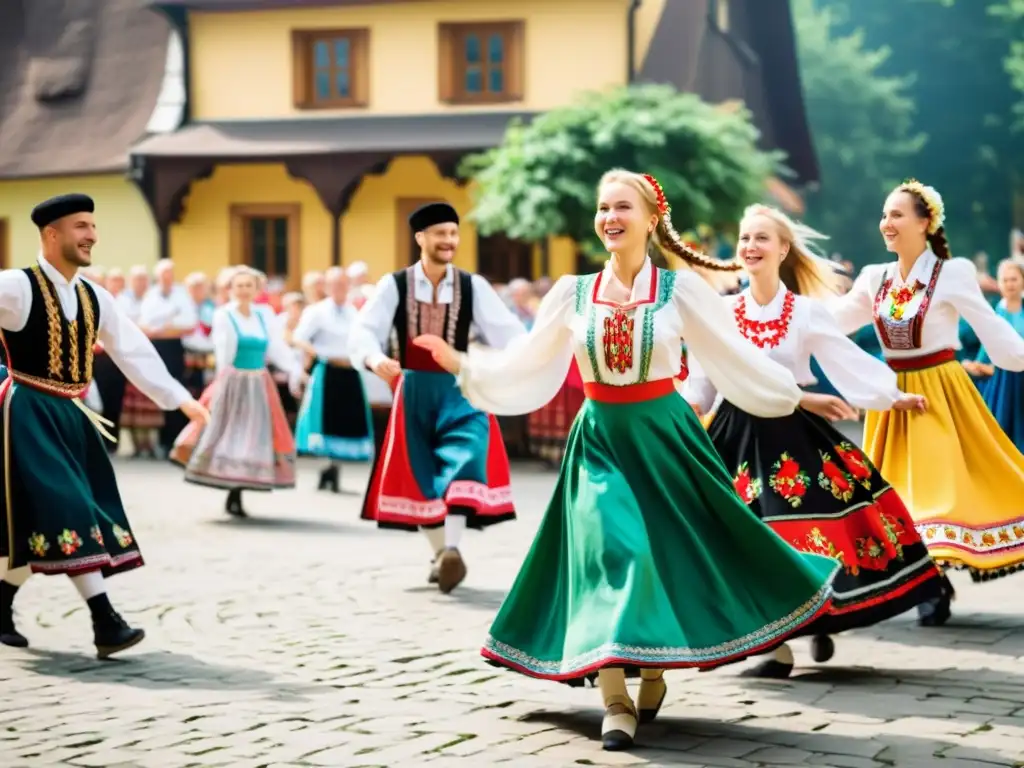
[1,444,1022,767]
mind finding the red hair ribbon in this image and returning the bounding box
[642,173,669,215]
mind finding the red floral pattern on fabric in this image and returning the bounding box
[602,309,634,373]
[768,452,810,507]
[818,451,855,502]
[733,461,762,505]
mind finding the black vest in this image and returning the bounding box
[388,267,474,365]
[3,265,102,396]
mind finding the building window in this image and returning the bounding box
[0,218,8,269]
[438,21,524,104]
[292,28,369,109]
[230,204,301,289]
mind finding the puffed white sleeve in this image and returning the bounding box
[264,316,301,376]
[804,301,902,411]
[210,308,237,375]
[674,271,801,417]
[349,275,399,370]
[826,265,881,336]
[94,285,192,410]
[457,275,576,415]
[945,258,1024,370]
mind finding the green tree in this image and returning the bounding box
[817,0,1023,261]
[459,84,782,256]
[991,0,1024,125]
[792,0,926,268]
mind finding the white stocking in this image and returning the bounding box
[70,570,105,601]
[444,514,466,549]
[773,643,794,665]
[421,526,445,555]
[0,558,31,587]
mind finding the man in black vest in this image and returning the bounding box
[0,194,209,658]
[351,203,525,593]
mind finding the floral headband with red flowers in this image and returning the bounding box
[642,173,670,216]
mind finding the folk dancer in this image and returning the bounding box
[172,267,303,518]
[0,194,209,657]
[293,267,374,493]
[350,202,525,594]
[415,171,839,751]
[685,204,942,679]
[829,180,1024,624]
[964,259,1024,451]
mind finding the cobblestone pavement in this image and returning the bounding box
[2,424,1023,767]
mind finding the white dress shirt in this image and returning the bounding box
[349,262,526,370]
[138,283,198,332]
[829,249,1024,369]
[0,256,191,410]
[684,285,904,415]
[293,298,359,360]
[115,290,146,323]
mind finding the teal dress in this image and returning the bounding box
[463,266,838,684]
[976,301,1024,450]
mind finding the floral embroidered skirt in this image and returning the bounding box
[361,371,515,531]
[0,379,143,577]
[979,368,1024,453]
[707,402,942,635]
[865,359,1024,580]
[481,392,839,685]
[171,368,296,491]
[295,361,374,461]
[528,361,585,465]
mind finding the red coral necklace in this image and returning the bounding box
[734,290,795,349]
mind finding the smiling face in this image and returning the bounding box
[880,190,929,253]
[45,212,97,268]
[230,271,257,303]
[737,213,789,278]
[415,222,459,265]
[594,180,658,255]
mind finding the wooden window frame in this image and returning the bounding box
[229,203,301,290]
[292,28,370,110]
[0,218,8,270]
[438,21,524,105]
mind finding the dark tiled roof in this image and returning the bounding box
[0,0,170,179]
[132,111,537,158]
[147,0,415,10]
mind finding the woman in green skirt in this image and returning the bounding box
[414,170,840,751]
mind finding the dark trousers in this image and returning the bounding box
[152,338,187,453]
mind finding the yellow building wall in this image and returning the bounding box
[169,163,334,279]
[0,174,158,270]
[189,0,632,120]
[345,155,476,278]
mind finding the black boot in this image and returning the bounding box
[0,581,28,648]
[318,464,340,493]
[918,573,954,627]
[88,593,144,659]
[810,634,835,663]
[225,488,247,518]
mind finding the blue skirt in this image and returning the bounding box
[295,362,373,461]
[979,368,1024,450]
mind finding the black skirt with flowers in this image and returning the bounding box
[707,401,942,635]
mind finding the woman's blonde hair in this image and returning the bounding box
[597,169,741,273]
[739,204,843,299]
[227,265,262,287]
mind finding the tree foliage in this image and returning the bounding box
[792,0,925,267]
[459,84,782,254]
[815,0,1023,260]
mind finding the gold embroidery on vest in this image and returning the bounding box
[78,282,96,381]
[30,266,63,379]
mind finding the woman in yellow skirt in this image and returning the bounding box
[829,180,1024,625]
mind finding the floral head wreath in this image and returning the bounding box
[642,173,670,216]
[899,178,945,235]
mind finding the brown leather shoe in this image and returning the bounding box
[436,548,467,594]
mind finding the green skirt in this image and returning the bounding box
[0,381,143,577]
[482,392,839,684]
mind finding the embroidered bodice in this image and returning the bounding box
[3,265,100,396]
[457,259,803,419]
[227,311,268,370]
[683,286,902,415]
[829,249,1024,370]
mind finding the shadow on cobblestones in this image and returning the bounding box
[11,648,321,699]
[204,516,373,535]
[404,585,507,610]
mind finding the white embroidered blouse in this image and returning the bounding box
[829,249,1024,369]
[457,259,802,418]
[683,285,903,415]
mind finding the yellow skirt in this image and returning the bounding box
[864,359,1024,578]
